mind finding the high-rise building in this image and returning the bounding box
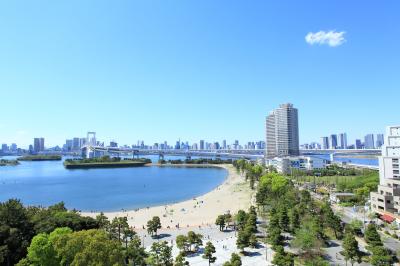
[364,134,375,149]
[65,139,73,151]
[110,141,118,147]
[72,138,80,150]
[265,103,299,158]
[33,138,45,152]
[370,126,400,217]
[376,134,384,148]
[199,140,204,150]
[321,137,329,150]
[222,140,227,149]
[329,134,338,149]
[1,144,8,153]
[355,139,363,149]
[338,133,347,149]
[10,143,17,152]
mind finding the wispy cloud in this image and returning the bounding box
[305,30,346,47]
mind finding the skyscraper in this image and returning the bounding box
[364,134,375,149]
[376,134,384,148]
[355,139,363,149]
[321,137,329,150]
[265,103,299,158]
[33,138,45,152]
[338,133,348,149]
[329,134,338,149]
[199,140,204,150]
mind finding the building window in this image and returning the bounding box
[394,170,400,175]
[387,200,391,203]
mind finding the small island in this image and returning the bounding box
[0,159,20,166]
[18,155,62,161]
[64,156,151,169]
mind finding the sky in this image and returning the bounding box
[0,0,399,148]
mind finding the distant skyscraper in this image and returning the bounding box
[355,139,363,149]
[321,137,329,150]
[338,133,347,149]
[329,134,338,149]
[222,140,227,149]
[1,144,8,153]
[376,134,384,148]
[33,138,45,152]
[72,137,80,150]
[10,143,17,152]
[265,103,299,158]
[199,140,204,150]
[110,141,118,147]
[65,139,73,151]
[364,134,375,149]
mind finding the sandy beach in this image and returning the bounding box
[82,164,253,229]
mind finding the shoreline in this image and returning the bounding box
[81,164,253,229]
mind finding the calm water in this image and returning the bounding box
[0,157,227,212]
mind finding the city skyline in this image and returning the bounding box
[1,1,399,147]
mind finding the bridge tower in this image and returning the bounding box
[159,153,165,161]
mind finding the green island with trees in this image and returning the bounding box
[18,155,62,161]
[0,159,20,166]
[63,156,151,169]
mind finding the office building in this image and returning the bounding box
[364,134,375,149]
[370,126,400,221]
[329,134,338,149]
[338,133,347,149]
[33,138,45,153]
[110,141,118,148]
[355,139,363,149]
[199,140,205,150]
[321,137,329,149]
[65,139,73,151]
[10,143,17,152]
[72,138,80,150]
[1,144,8,153]
[265,103,299,158]
[222,140,227,149]
[267,156,328,174]
[376,134,384,148]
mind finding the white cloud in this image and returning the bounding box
[305,30,346,47]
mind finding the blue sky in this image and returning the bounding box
[0,0,399,148]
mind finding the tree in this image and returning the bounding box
[25,233,58,266]
[249,233,257,248]
[288,208,300,233]
[292,219,324,259]
[223,253,242,266]
[176,235,189,254]
[0,199,34,266]
[147,216,162,237]
[95,212,110,229]
[370,246,393,266]
[364,223,382,248]
[187,231,203,253]
[236,230,250,252]
[202,241,217,266]
[244,213,257,234]
[235,210,248,231]
[174,251,189,266]
[147,241,172,266]
[272,245,294,266]
[321,202,342,239]
[342,229,361,266]
[111,217,129,242]
[126,235,147,266]
[277,207,289,232]
[216,215,226,232]
[267,227,284,250]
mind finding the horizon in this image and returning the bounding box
[1,1,399,147]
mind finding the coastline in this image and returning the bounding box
[81,164,253,229]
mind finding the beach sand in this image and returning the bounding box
[82,164,253,229]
